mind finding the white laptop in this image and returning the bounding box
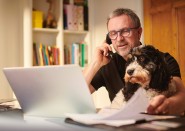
[3,65,96,118]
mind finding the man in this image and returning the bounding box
[83,8,185,115]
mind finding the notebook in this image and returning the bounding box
[3,65,96,118]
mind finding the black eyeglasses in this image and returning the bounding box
[107,26,140,40]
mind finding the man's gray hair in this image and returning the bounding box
[107,8,141,28]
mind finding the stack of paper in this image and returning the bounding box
[65,88,177,127]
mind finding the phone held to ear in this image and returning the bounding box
[106,34,113,58]
[106,34,112,45]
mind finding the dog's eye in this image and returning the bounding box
[138,56,145,62]
[130,56,134,61]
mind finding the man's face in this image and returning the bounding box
[107,15,142,58]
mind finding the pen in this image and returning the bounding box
[135,119,147,124]
[140,112,148,114]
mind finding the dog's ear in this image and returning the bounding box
[149,54,171,91]
[153,49,160,63]
[132,46,142,55]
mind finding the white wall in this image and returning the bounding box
[0,0,23,99]
[91,0,144,108]
[0,0,144,105]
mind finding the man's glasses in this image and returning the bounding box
[107,27,140,40]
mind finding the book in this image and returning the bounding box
[84,42,88,65]
[83,0,88,30]
[79,43,85,67]
[63,4,68,29]
[57,47,60,65]
[38,43,44,66]
[33,42,38,66]
[42,45,49,65]
[71,43,80,65]
[33,43,60,66]
[47,46,54,65]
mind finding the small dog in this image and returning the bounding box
[111,45,176,109]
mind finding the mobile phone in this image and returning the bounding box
[106,34,113,58]
[106,34,112,45]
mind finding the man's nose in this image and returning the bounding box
[117,32,124,41]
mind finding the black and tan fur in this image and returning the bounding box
[111,45,176,109]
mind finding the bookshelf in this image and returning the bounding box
[23,0,91,67]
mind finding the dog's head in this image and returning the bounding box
[124,45,171,91]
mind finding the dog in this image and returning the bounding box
[111,45,176,109]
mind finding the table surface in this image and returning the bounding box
[0,108,185,131]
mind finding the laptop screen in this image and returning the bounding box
[3,65,96,118]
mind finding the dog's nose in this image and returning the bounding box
[127,69,134,75]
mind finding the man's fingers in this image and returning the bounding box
[155,99,170,114]
[147,95,166,114]
[99,45,112,56]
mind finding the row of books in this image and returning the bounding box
[33,43,60,66]
[63,0,88,31]
[64,42,88,67]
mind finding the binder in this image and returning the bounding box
[76,5,84,31]
[64,4,79,30]
[64,4,75,30]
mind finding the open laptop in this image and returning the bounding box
[3,65,96,118]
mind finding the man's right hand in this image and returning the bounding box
[92,42,113,68]
[83,42,113,94]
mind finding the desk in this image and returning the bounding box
[0,109,105,131]
[0,109,185,131]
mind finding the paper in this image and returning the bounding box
[65,88,150,127]
[101,87,149,120]
[0,98,16,104]
[65,88,177,127]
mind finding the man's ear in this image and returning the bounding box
[138,27,142,40]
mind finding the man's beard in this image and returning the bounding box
[117,45,131,58]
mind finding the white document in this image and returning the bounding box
[0,98,16,104]
[65,88,149,127]
[65,88,177,127]
[101,87,149,120]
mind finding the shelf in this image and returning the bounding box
[33,28,59,33]
[33,29,88,34]
[31,0,90,67]
[64,30,88,35]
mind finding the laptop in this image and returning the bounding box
[3,65,96,118]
